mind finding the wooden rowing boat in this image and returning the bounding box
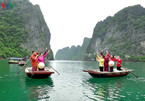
[25,67,54,79]
[8,57,24,64]
[8,61,19,64]
[83,68,133,78]
[18,62,26,66]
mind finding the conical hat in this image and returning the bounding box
[38,62,45,69]
[109,61,114,67]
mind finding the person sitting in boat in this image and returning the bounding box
[10,60,14,62]
[96,52,104,72]
[108,54,115,72]
[101,50,109,72]
[19,59,24,64]
[37,50,50,70]
[116,56,122,71]
[31,49,39,71]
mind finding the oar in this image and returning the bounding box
[17,57,30,76]
[46,61,60,75]
[118,63,139,78]
[129,71,139,78]
[123,67,139,78]
[49,65,60,75]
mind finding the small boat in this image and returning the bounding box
[8,57,24,64]
[83,68,133,78]
[25,67,54,79]
[18,62,26,66]
[8,61,19,64]
[18,63,26,66]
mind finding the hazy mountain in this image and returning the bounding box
[55,37,90,60]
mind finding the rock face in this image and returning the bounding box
[85,5,145,61]
[55,37,90,60]
[0,0,54,59]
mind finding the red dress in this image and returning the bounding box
[107,54,122,67]
[107,54,116,61]
[116,59,122,67]
[101,52,109,71]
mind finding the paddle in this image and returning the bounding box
[129,71,139,78]
[118,63,139,78]
[17,57,30,76]
[46,60,60,75]
[49,65,60,75]
[123,67,139,78]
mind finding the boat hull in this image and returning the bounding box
[83,69,133,78]
[19,64,25,66]
[88,72,129,78]
[19,62,26,66]
[26,72,52,79]
[25,67,54,79]
[8,61,19,64]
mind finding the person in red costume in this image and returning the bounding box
[116,56,122,70]
[107,53,122,71]
[101,50,109,72]
[109,55,115,61]
[31,49,39,71]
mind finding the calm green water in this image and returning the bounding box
[0,60,145,101]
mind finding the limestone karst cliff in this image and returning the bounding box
[0,0,54,59]
[85,5,145,61]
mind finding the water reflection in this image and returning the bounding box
[25,78,54,100]
[83,77,127,101]
[9,64,19,72]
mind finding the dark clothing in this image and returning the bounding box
[39,68,44,71]
[117,66,122,70]
[101,52,109,71]
[43,50,47,63]
[99,66,103,72]
[43,50,47,56]
[110,66,114,72]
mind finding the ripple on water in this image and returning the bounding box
[4,75,8,77]
[127,77,145,83]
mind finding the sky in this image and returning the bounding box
[29,0,145,55]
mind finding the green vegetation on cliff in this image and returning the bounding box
[0,0,54,59]
[55,38,90,60]
[0,10,29,58]
[85,5,145,62]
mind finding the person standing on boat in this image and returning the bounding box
[37,50,50,70]
[37,47,48,70]
[101,50,109,72]
[116,56,122,70]
[96,53,104,72]
[31,49,39,71]
[108,54,115,72]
